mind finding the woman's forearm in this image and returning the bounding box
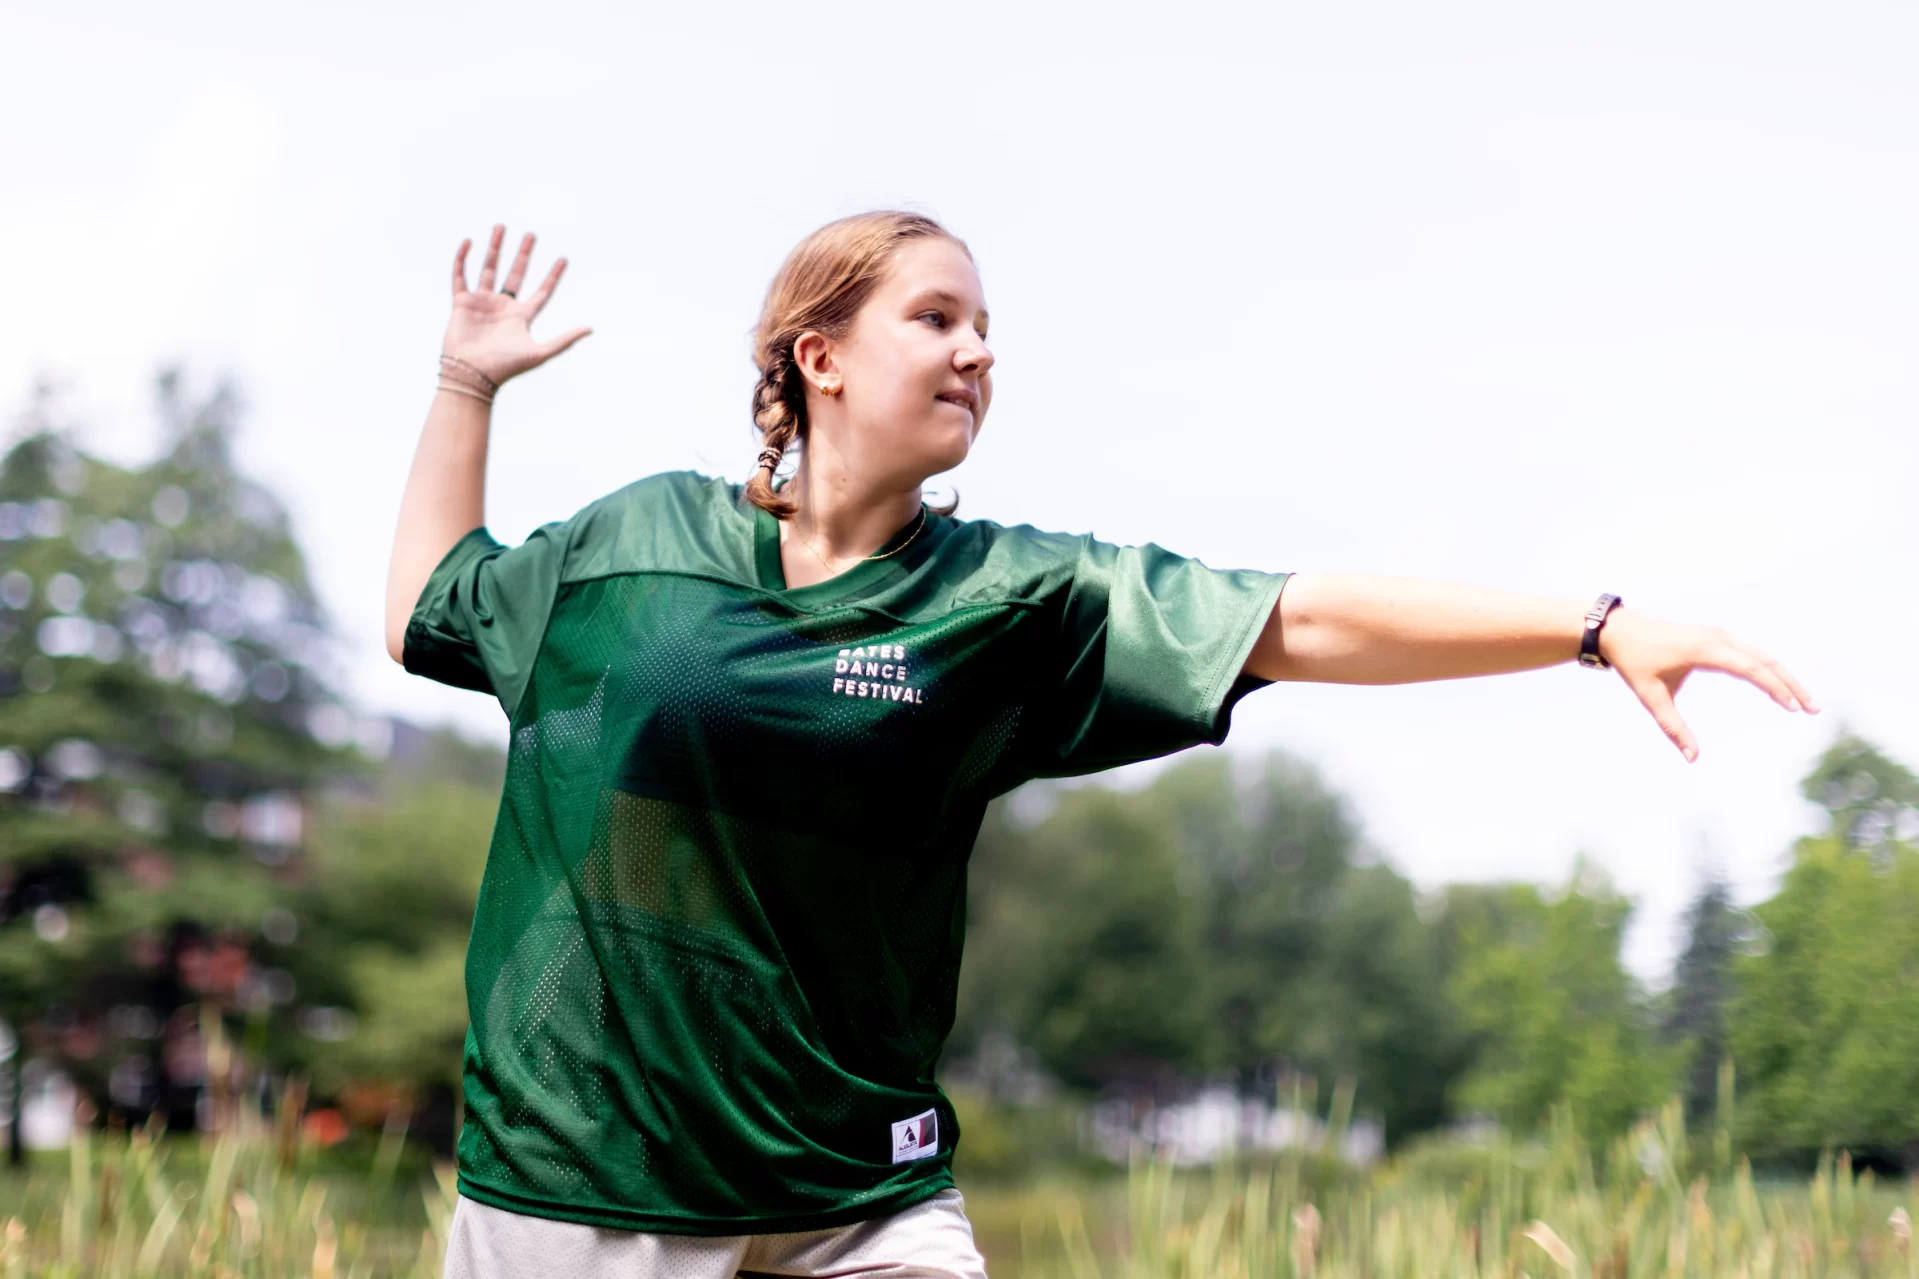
[384,226,592,663]
[383,389,492,662]
[1246,572,1814,761]
[1246,573,1594,685]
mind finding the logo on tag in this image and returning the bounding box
[890,1108,940,1164]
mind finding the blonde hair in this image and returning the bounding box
[746,211,970,519]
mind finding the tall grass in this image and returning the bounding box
[0,1009,453,1279]
[998,1099,1919,1278]
[3,1060,1916,1276]
[0,1108,455,1278]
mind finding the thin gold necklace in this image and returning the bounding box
[792,505,928,576]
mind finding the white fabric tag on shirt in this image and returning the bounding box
[891,1108,940,1163]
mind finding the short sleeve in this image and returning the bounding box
[1027,537,1287,777]
[402,521,571,720]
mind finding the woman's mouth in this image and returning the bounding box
[936,389,978,413]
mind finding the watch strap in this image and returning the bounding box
[1579,593,1623,669]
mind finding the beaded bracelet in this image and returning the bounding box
[436,377,495,405]
[439,354,499,395]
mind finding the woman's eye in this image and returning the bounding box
[918,311,947,328]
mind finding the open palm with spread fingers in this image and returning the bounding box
[444,224,592,386]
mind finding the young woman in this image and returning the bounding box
[386,213,1814,1278]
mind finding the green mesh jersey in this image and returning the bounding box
[403,471,1287,1234]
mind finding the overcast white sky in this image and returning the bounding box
[6,1,1915,982]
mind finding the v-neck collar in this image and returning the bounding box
[752,502,930,607]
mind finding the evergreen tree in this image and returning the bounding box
[0,371,355,1155]
[1662,871,1742,1125]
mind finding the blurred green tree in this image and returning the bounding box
[291,765,497,1088]
[959,771,1217,1087]
[1731,734,1919,1162]
[955,751,1467,1144]
[1799,733,1919,858]
[278,738,499,1153]
[1433,865,1674,1146]
[1660,871,1744,1127]
[0,373,510,1157]
[0,372,360,1155]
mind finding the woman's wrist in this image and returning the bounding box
[436,381,495,407]
[1577,594,1626,669]
[437,354,497,405]
[1593,610,1618,666]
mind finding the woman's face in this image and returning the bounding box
[816,237,994,485]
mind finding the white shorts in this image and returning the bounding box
[442,1188,988,1279]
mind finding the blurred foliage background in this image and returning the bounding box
[0,375,497,1164]
[3,374,1918,1273]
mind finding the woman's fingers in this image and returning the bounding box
[1628,674,1699,762]
[535,326,593,362]
[444,224,583,370]
[451,238,472,297]
[525,257,567,317]
[1604,617,1815,764]
[476,224,505,291]
[1765,652,1819,714]
[1700,636,1820,715]
[1717,645,1802,712]
[500,231,535,299]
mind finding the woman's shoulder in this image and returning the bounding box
[929,512,1095,599]
[558,469,751,580]
[934,513,1223,591]
[563,469,744,527]
[586,468,739,514]
[939,510,1089,560]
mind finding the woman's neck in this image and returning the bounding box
[777,449,923,586]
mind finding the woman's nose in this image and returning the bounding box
[957,340,994,374]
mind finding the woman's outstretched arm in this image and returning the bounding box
[383,225,591,663]
[1244,574,1816,761]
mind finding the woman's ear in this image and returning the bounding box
[791,330,838,394]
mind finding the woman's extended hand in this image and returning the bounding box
[1247,574,1817,762]
[1598,610,1818,762]
[443,224,592,386]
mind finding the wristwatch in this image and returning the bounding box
[1579,594,1624,669]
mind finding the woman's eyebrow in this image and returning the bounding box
[912,288,989,327]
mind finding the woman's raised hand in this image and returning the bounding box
[1599,611,1819,762]
[443,225,592,386]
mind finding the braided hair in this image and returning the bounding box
[746,347,807,517]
